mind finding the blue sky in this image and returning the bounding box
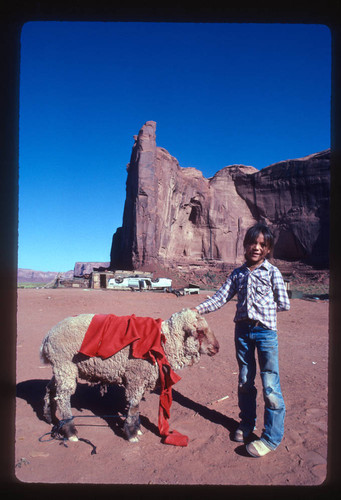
[18,21,331,272]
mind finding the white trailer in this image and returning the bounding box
[107,277,172,291]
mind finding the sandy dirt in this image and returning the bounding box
[14,287,329,486]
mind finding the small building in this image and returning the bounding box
[74,262,110,279]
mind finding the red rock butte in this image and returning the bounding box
[111,121,330,271]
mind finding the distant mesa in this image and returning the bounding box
[111,120,330,271]
[17,268,74,283]
[17,263,110,283]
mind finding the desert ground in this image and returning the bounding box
[14,287,329,487]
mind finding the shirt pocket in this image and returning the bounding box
[256,285,273,305]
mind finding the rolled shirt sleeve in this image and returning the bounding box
[271,266,290,312]
[195,273,237,315]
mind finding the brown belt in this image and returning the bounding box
[238,319,261,327]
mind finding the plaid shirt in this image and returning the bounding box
[196,260,290,330]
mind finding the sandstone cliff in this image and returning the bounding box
[111,121,329,270]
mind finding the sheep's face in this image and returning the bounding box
[163,309,219,370]
[185,313,219,358]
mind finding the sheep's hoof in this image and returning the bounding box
[68,435,79,442]
[128,436,139,443]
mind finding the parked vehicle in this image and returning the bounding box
[149,278,172,290]
[107,277,172,291]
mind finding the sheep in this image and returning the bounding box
[40,308,219,443]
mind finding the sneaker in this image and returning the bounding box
[246,439,272,457]
[232,427,251,442]
[233,428,244,442]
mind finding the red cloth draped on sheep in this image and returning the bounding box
[79,314,189,447]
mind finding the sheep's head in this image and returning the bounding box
[183,309,219,358]
[163,308,219,370]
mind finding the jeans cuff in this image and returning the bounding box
[260,436,277,451]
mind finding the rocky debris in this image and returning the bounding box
[111,121,330,271]
[147,260,329,295]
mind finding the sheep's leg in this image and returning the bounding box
[43,376,56,424]
[53,363,78,441]
[124,403,142,442]
[124,385,145,443]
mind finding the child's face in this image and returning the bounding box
[244,233,270,267]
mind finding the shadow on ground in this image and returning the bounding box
[16,379,127,438]
[16,380,240,442]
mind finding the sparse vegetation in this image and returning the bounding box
[203,270,217,284]
[290,282,329,298]
[17,282,46,289]
[288,270,329,299]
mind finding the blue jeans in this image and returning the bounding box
[234,321,285,450]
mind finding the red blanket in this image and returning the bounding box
[79,314,188,447]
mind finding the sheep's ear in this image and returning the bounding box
[184,329,191,340]
[184,325,198,340]
[184,326,196,340]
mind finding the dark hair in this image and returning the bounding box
[243,222,274,250]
